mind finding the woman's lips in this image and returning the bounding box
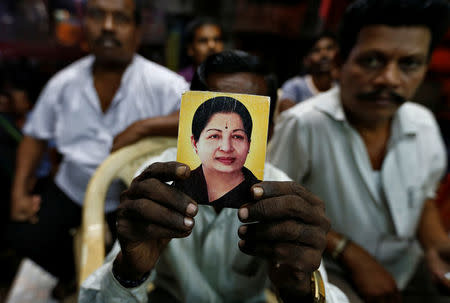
[216,157,235,165]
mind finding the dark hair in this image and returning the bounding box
[339,0,450,61]
[133,0,142,26]
[191,50,278,128]
[192,96,252,143]
[305,31,338,56]
[185,17,223,44]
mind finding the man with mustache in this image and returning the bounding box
[269,0,450,302]
[278,32,338,113]
[6,0,187,298]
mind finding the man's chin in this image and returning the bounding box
[94,52,132,67]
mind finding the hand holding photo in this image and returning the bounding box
[175,91,270,209]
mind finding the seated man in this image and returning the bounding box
[278,31,338,113]
[79,50,348,303]
[5,0,188,296]
[269,0,450,302]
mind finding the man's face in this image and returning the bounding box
[85,0,140,65]
[305,37,338,74]
[188,25,224,66]
[339,25,430,125]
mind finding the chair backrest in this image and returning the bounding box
[76,137,177,288]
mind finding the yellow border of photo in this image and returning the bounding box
[176,91,270,180]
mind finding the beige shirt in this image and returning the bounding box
[268,87,446,288]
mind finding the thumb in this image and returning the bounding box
[31,195,41,212]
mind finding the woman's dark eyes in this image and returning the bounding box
[208,134,219,139]
[232,135,245,140]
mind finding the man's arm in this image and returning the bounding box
[111,111,179,152]
[11,135,47,222]
[418,198,450,289]
[326,230,401,302]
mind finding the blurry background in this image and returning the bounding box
[0,0,449,301]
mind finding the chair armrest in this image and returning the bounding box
[77,137,177,287]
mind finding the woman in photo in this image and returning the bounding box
[174,96,259,209]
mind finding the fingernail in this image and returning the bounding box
[239,225,247,235]
[252,186,263,198]
[238,208,248,221]
[186,203,198,216]
[238,240,245,248]
[184,217,194,227]
[176,165,187,177]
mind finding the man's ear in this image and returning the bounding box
[332,52,343,81]
[135,26,143,50]
[187,44,194,58]
[191,135,198,153]
[303,56,311,70]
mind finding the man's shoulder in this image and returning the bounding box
[399,102,439,129]
[133,55,187,84]
[280,89,336,123]
[282,75,307,88]
[45,56,93,89]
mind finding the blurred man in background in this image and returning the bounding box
[269,0,450,302]
[278,31,338,113]
[178,17,224,83]
[5,0,188,298]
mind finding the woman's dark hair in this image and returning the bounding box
[339,0,450,61]
[192,96,252,143]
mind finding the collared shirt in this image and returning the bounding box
[268,87,447,288]
[79,148,349,303]
[23,55,189,212]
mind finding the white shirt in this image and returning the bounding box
[268,87,446,288]
[23,55,189,212]
[79,148,349,303]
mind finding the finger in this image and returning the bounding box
[436,272,450,290]
[29,215,39,225]
[117,219,193,242]
[251,182,322,207]
[126,179,198,217]
[31,195,41,213]
[118,199,195,232]
[134,161,191,183]
[238,241,321,273]
[238,221,326,249]
[239,195,327,227]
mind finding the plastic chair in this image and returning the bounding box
[75,137,177,288]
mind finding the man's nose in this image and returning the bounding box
[374,62,402,88]
[219,137,233,152]
[207,39,217,50]
[102,14,114,32]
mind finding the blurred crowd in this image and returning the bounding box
[0,0,450,302]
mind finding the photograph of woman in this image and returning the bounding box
[174,95,267,209]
